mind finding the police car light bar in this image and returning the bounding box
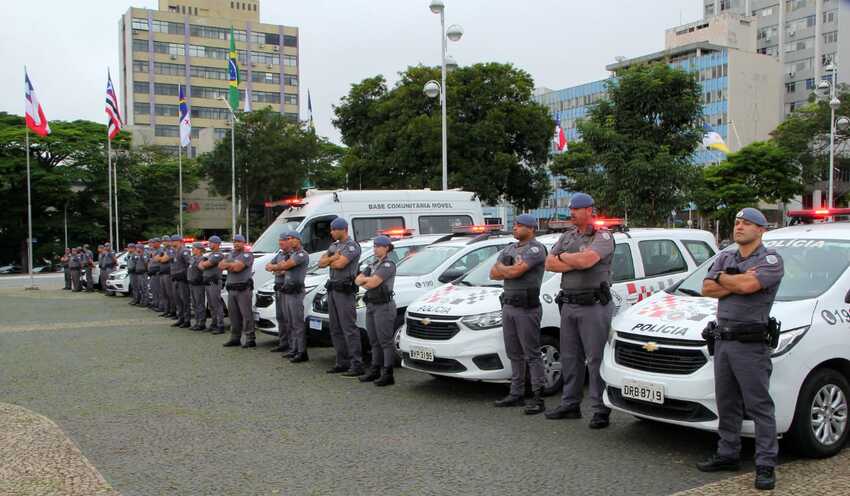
[593,218,625,228]
[788,208,850,218]
[452,224,503,234]
[264,197,305,208]
[182,237,195,243]
[378,227,415,238]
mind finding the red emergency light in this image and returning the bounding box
[452,224,503,234]
[378,227,415,238]
[264,197,305,208]
[788,208,850,219]
[182,237,195,243]
[593,218,625,228]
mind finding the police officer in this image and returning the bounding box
[68,247,83,292]
[544,192,615,429]
[155,235,176,318]
[126,244,139,304]
[169,234,192,328]
[266,233,293,354]
[60,248,71,290]
[82,244,95,292]
[140,242,152,307]
[697,208,783,491]
[146,238,162,311]
[490,214,548,414]
[188,242,207,331]
[95,245,105,292]
[134,243,149,306]
[221,234,256,348]
[266,231,311,361]
[355,235,397,386]
[318,217,363,376]
[100,243,117,296]
[199,235,225,334]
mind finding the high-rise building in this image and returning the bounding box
[118,0,299,156]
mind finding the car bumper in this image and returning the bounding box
[398,325,511,383]
[105,279,130,293]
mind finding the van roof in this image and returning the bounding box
[767,222,850,240]
[278,189,480,217]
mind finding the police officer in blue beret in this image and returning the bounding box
[146,238,162,311]
[221,234,256,347]
[199,236,226,334]
[355,235,398,386]
[698,207,784,491]
[545,193,616,429]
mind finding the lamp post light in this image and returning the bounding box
[217,96,239,237]
[818,63,848,212]
[426,0,463,191]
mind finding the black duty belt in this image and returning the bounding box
[226,281,252,291]
[275,283,305,294]
[500,288,540,308]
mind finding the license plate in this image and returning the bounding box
[308,318,323,331]
[409,346,435,362]
[621,379,665,404]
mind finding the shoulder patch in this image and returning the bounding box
[383,262,392,267]
[348,245,355,252]
[601,232,611,240]
[243,254,251,259]
[765,254,778,265]
[530,246,540,254]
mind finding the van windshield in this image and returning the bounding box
[252,217,304,253]
[673,239,850,302]
[397,245,462,276]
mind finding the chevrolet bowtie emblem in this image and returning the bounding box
[421,318,431,326]
[642,342,659,352]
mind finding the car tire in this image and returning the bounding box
[540,334,562,397]
[788,367,850,458]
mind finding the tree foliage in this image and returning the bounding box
[550,62,704,225]
[333,63,553,210]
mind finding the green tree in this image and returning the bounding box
[695,141,802,232]
[199,107,343,231]
[550,62,704,225]
[333,63,553,210]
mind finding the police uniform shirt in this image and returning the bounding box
[170,247,191,275]
[202,250,224,280]
[225,250,254,284]
[271,249,290,284]
[83,250,93,267]
[69,253,82,269]
[102,251,116,269]
[328,239,361,281]
[147,248,159,270]
[500,239,547,291]
[705,244,784,325]
[285,249,310,286]
[187,253,202,281]
[369,257,396,293]
[550,225,615,291]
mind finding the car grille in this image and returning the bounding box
[403,353,467,373]
[617,331,705,347]
[614,340,707,375]
[255,292,274,308]
[312,292,329,314]
[607,387,717,422]
[406,314,460,341]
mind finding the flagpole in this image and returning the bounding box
[25,126,37,290]
[107,135,113,247]
[113,142,119,250]
[178,144,183,236]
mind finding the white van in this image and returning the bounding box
[399,224,718,395]
[601,214,850,458]
[249,189,485,291]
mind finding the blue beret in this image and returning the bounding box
[515,214,538,228]
[736,207,768,227]
[192,242,204,249]
[104,243,111,248]
[330,217,348,230]
[284,230,302,241]
[233,234,246,242]
[170,234,182,241]
[279,232,291,240]
[569,193,594,209]
[208,235,222,244]
[150,237,160,243]
[373,235,392,247]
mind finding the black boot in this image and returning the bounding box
[179,321,191,329]
[222,338,241,347]
[544,404,582,419]
[289,351,309,363]
[524,390,545,415]
[269,345,290,353]
[374,367,395,387]
[170,320,183,327]
[210,327,225,335]
[754,466,775,491]
[494,395,524,407]
[241,340,256,348]
[341,366,365,377]
[696,454,741,473]
[588,412,610,429]
[358,367,381,382]
[326,365,349,374]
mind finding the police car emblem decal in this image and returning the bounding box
[602,232,611,240]
[765,255,778,265]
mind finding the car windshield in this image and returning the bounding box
[252,217,304,253]
[673,238,850,301]
[458,245,559,287]
[397,245,462,276]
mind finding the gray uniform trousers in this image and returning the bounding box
[205,280,224,330]
[140,274,150,305]
[274,291,290,348]
[327,290,362,369]
[174,279,191,322]
[503,304,545,397]
[228,288,255,341]
[64,268,71,289]
[714,340,778,467]
[149,273,161,308]
[102,268,114,293]
[131,274,142,303]
[559,301,615,414]
[70,269,82,291]
[85,267,94,291]
[365,302,396,368]
[159,273,174,312]
[190,282,206,326]
[285,292,306,354]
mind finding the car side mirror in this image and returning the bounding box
[438,269,464,284]
[845,289,850,304]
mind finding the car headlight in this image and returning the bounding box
[356,293,366,309]
[461,310,503,330]
[771,325,809,357]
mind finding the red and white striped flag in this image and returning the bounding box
[25,70,50,137]
[105,70,122,140]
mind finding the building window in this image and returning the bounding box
[214,128,229,140]
[785,0,810,12]
[283,55,297,67]
[824,10,836,23]
[786,81,797,93]
[284,75,298,87]
[705,3,715,16]
[191,106,232,120]
[251,51,281,65]
[824,31,838,44]
[805,78,816,90]
[283,93,298,105]
[757,25,778,41]
[785,36,815,53]
[283,35,298,47]
[191,85,230,100]
[786,15,816,36]
[155,125,180,137]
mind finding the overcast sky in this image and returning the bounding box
[1,0,702,144]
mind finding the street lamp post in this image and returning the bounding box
[218,96,238,237]
[426,0,463,191]
[818,64,849,212]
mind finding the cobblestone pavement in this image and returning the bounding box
[0,403,120,496]
[0,286,846,495]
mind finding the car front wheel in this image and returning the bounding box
[789,368,850,458]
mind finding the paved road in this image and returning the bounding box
[0,287,785,496]
[0,273,63,289]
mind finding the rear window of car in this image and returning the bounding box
[682,240,715,266]
[612,243,636,282]
[418,215,473,234]
[638,239,688,277]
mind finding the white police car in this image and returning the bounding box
[305,226,514,346]
[601,209,850,458]
[399,221,717,395]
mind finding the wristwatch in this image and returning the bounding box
[713,272,722,283]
